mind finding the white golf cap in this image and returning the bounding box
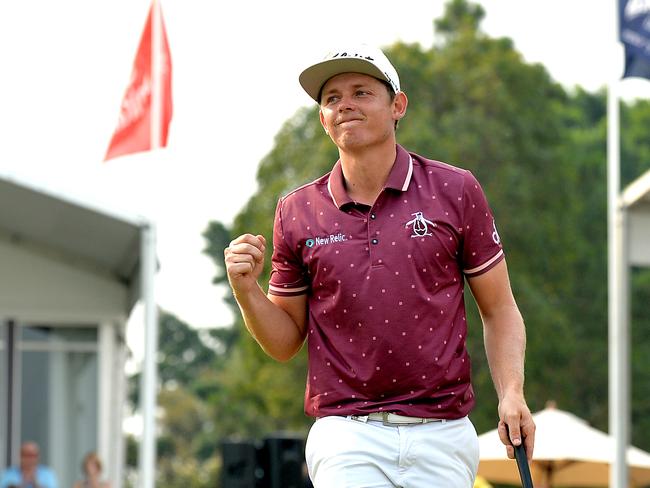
[299,44,400,102]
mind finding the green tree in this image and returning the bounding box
[156,386,219,488]
[128,312,225,486]
[129,311,228,405]
[621,97,650,448]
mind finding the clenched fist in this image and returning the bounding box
[224,233,267,296]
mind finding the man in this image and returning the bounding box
[0,442,58,488]
[225,44,535,487]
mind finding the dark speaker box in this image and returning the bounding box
[264,435,305,488]
[221,440,266,488]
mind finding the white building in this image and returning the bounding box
[0,173,155,488]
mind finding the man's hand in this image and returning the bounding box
[497,392,535,461]
[224,234,267,296]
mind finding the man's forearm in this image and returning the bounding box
[234,284,306,362]
[483,304,526,400]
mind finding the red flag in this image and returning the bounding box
[104,1,172,161]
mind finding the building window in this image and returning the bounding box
[2,323,100,488]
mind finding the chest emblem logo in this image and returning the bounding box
[406,211,436,238]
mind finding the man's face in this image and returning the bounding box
[20,444,39,472]
[319,72,406,151]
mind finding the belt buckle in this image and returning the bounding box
[382,412,398,426]
[381,412,411,426]
[384,412,430,426]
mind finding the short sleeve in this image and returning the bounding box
[0,468,20,488]
[460,171,504,276]
[268,198,309,296]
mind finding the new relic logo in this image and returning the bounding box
[305,232,347,248]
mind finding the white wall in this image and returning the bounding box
[629,203,650,267]
[0,238,129,322]
[0,237,132,487]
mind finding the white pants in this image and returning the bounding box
[305,415,479,488]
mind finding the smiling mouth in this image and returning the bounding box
[337,119,364,126]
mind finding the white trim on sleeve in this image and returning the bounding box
[268,283,309,294]
[463,249,504,275]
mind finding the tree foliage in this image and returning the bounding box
[146,1,650,485]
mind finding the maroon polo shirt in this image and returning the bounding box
[269,145,504,419]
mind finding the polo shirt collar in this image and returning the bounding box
[327,144,414,209]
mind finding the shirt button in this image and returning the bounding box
[370,213,376,220]
[371,238,379,245]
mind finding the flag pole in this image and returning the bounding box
[607,1,629,486]
[139,222,158,488]
[139,2,162,488]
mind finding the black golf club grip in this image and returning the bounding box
[514,443,533,488]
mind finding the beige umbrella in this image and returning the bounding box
[477,405,650,487]
[474,475,493,488]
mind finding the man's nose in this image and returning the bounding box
[337,94,356,111]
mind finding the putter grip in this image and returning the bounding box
[514,443,533,488]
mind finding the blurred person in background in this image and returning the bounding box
[0,441,58,488]
[72,452,110,488]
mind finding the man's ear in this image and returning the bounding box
[319,110,329,135]
[392,91,408,123]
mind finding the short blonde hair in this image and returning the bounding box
[82,452,102,474]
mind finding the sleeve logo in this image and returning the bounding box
[492,220,501,245]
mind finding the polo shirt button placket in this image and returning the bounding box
[368,209,382,266]
[370,236,382,266]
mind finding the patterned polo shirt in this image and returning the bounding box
[269,144,504,419]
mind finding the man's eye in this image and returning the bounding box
[356,90,369,96]
[326,95,339,104]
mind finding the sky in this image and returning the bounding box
[1,0,649,364]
